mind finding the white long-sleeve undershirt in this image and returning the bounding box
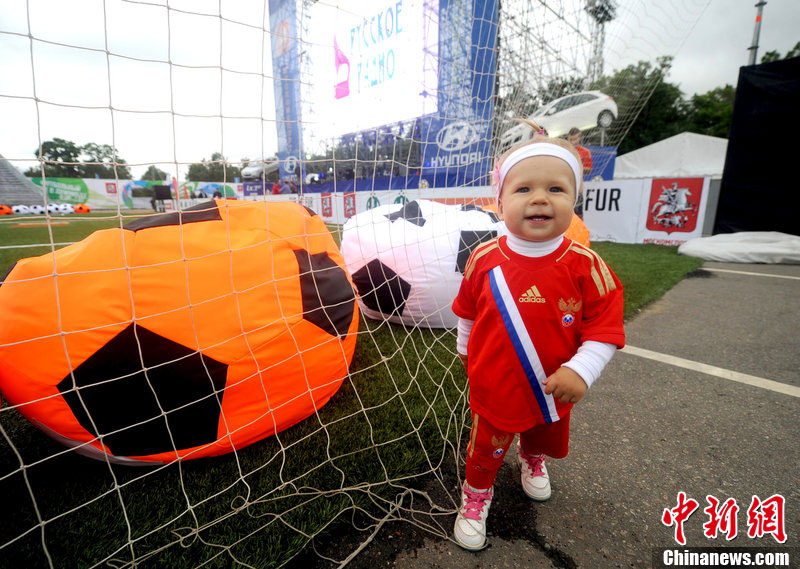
[456,232,616,388]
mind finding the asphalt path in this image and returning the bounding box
[340,261,800,569]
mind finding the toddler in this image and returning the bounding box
[451,124,625,550]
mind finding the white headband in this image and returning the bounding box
[495,143,582,204]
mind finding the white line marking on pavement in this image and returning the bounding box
[704,268,800,281]
[621,345,800,398]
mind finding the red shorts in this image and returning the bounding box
[465,411,570,489]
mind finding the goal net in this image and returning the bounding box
[0,1,708,566]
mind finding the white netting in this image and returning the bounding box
[0,1,708,567]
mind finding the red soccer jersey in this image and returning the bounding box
[452,236,625,432]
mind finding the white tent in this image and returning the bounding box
[614,132,728,179]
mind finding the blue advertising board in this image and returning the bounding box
[420,0,498,186]
[268,0,304,183]
[243,180,273,197]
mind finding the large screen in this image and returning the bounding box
[307,0,439,142]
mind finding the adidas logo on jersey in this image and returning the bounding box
[519,285,546,303]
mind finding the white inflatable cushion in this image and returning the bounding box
[678,232,800,264]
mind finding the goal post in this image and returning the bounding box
[0,1,710,566]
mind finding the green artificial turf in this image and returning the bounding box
[0,214,704,567]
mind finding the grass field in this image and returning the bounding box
[0,213,704,567]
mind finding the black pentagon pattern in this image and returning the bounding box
[57,324,227,457]
[460,203,499,223]
[351,259,411,316]
[293,249,356,338]
[0,261,17,289]
[385,200,426,226]
[123,200,222,232]
[455,230,498,274]
[302,205,317,217]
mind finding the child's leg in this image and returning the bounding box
[518,413,570,458]
[516,414,570,501]
[465,411,515,490]
[455,411,514,551]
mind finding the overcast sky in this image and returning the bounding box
[669,0,798,96]
[0,0,797,178]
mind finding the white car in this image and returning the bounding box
[241,158,279,180]
[500,90,617,146]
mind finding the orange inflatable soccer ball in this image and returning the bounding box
[74,203,91,214]
[0,200,359,464]
[0,205,12,215]
[566,214,591,248]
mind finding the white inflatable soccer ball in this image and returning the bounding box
[47,203,59,214]
[12,205,31,215]
[58,203,75,214]
[29,205,46,215]
[341,199,499,328]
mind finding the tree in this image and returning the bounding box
[592,57,689,153]
[24,138,81,177]
[761,41,800,63]
[24,138,131,178]
[186,153,241,182]
[80,142,132,179]
[685,85,736,138]
[536,76,586,106]
[141,165,168,181]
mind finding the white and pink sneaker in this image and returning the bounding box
[517,443,551,501]
[453,483,493,550]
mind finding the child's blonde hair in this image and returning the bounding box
[496,118,584,197]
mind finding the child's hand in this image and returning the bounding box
[543,367,588,404]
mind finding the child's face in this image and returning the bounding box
[498,155,576,242]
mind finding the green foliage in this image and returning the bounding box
[686,85,736,138]
[537,76,586,106]
[185,152,241,182]
[760,49,781,63]
[141,165,169,181]
[582,55,740,151]
[761,41,800,63]
[786,41,800,59]
[23,138,132,179]
[591,57,689,153]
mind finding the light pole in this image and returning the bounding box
[585,0,617,85]
[747,1,767,65]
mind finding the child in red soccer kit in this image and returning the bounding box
[451,128,625,550]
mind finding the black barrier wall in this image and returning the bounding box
[715,57,800,235]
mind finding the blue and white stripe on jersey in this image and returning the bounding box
[488,266,560,423]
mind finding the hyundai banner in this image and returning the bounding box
[420,0,498,186]
[269,0,304,182]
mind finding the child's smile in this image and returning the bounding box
[498,155,577,242]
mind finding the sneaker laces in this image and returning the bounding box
[520,451,546,478]
[461,487,492,521]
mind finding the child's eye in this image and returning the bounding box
[515,186,530,193]
[549,186,565,193]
